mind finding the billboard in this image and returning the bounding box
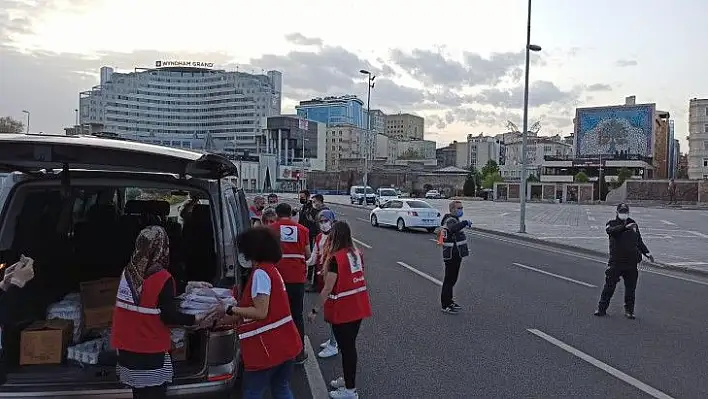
[575,104,655,158]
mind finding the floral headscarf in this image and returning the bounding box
[124,225,170,302]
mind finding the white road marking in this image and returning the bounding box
[527,329,675,399]
[587,216,596,221]
[353,238,372,249]
[356,217,370,223]
[396,261,443,286]
[499,212,509,217]
[302,336,329,399]
[660,220,676,226]
[666,261,708,266]
[689,230,708,239]
[641,268,708,285]
[512,263,596,288]
[538,236,605,240]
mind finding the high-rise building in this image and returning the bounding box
[688,98,708,179]
[384,113,424,140]
[295,95,366,128]
[325,124,365,171]
[79,62,282,152]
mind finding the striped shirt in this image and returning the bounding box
[117,353,173,389]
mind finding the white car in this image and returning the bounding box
[375,187,398,207]
[425,190,441,199]
[370,199,442,232]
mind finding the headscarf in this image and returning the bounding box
[124,225,170,302]
[318,209,336,222]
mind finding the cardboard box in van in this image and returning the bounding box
[20,319,73,365]
[80,278,120,330]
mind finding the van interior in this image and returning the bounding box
[0,180,220,387]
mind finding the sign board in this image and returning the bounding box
[298,119,309,131]
[155,60,215,69]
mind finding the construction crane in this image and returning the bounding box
[506,120,541,134]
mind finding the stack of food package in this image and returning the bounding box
[46,292,83,344]
[177,281,236,316]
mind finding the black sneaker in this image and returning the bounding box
[593,309,607,317]
[451,302,462,311]
[624,311,636,320]
[294,352,308,365]
[441,306,459,314]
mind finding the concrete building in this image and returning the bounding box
[79,62,282,152]
[688,98,708,179]
[385,113,424,140]
[466,134,504,170]
[368,109,386,135]
[259,115,325,171]
[503,136,573,180]
[295,95,366,128]
[392,139,436,160]
[324,124,365,171]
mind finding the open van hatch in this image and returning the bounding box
[0,134,238,179]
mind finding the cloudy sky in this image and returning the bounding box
[0,0,705,149]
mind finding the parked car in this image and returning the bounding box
[0,134,250,398]
[425,190,442,199]
[375,187,399,207]
[350,185,375,205]
[369,199,442,232]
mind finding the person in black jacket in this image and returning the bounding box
[437,201,471,314]
[594,203,654,319]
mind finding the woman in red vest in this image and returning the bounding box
[222,226,303,398]
[307,221,372,399]
[111,226,217,399]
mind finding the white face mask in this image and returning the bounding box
[320,221,332,233]
[617,213,629,220]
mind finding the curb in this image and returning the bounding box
[470,227,708,278]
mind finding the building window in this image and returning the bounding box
[704,140,708,151]
[704,158,708,167]
[704,123,708,134]
[705,107,708,117]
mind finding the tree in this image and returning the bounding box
[463,166,482,196]
[574,171,589,183]
[482,172,504,189]
[0,116,24,134]
[481,160,499,178]
[527,174,540,182]
[616,167,633,186]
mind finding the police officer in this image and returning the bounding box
[438,200,471,314]
[594,203,654,319]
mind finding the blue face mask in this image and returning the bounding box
[455,210,464,218]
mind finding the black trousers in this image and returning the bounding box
[441,254,462,308]
[132,384,166,399]
[332,320,362,390]
[598,266,639,313]
[285,283,305,352]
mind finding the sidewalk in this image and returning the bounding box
[276,193,708,276]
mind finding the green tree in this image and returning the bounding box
[481,160,499,178]
[527,174,540,182]
[463,166,482,196]
[616,167,633,186]
[574,171,590,183]
[0,116,24,134]
[482,172,504,189]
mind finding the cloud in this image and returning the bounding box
[471,80,580,108]
[586,83,612,92]
[615,59,638,67]
[284,33,323,47]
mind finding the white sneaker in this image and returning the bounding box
[329,387,358,398]
[330,377,345,389]
[318,344,339,358]
[320,339,331,349]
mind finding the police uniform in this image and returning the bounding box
[439,213,470,313]
[236,263,303,371]
[595,203,652,319]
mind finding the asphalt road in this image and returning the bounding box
[289,200,708,398]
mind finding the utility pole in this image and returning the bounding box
[359,69,375,188]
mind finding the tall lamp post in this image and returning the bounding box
[518,0,542,234]
[21,110,30,134]
[75,108,79,133]
[359,69,376,188]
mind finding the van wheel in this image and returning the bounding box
[371,214,379,227]
[396,218,406,232]
[426,227,435,233]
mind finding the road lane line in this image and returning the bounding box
[356,217,370,223]
[660,220,676,226]
[396,261,443,286]
[512,263,596,288]
[527,329,675,399]
[353,238,372,248]
[689,230,708,239]
[302,336,329,399]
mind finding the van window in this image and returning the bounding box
[354,187,364,194]
[379,189,396,196]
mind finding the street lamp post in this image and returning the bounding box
[359,69,375,188]
[518,0,542,234]
[21,110,30,134]
[75,109,79,133]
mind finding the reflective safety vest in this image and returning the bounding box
[441,214,469,260]
[324,248,372,325]
[237,264,302,371]
[314,232,329,266]
[111,269,172,354]
[271,220,308,283]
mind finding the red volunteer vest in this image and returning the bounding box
[323,248,372,325]
[111,269,173,353]
[271,220,308,283]
[237,264,303,371]
[314,232,326,265]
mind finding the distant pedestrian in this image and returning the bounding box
[297,190,318,248]
[305,194,329,290]
[308,221,371,399]
[436,201,471,314]
[668,179,677,205]
[249,196,266,226]
[594,203,654,319]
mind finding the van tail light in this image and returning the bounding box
[408,211,418,216]
[208,373,233,382]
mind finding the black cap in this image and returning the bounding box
[616,203,630,213]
